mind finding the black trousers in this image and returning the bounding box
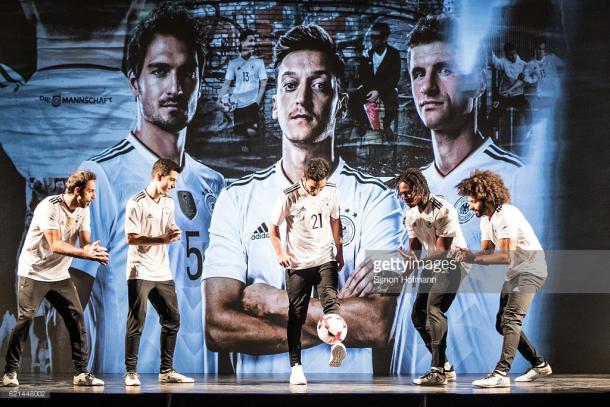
[4,277,88,374]
[125,279,180,372]
[286,261,340,367]
[411,265,465,368]
[494,273,545,373]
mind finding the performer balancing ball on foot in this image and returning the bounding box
[269,158,347,385]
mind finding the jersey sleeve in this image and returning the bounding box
[496,208,518,240]
[330,188,340,219]
[257,60,268,80]
[356,187,403,264]
[70,160,116,277]
[38,200,59,231]
[269,193,289,227]
[480,217,492,242]
[124,199,141,235]
[435,206,458,238]
[201,189,248,283]
[80,207,91,232]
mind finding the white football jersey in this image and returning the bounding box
[392,137,529,374]
[404,195,467,252]
[524,54,565,99]
[481,204,547,281]
[270,182,340,269]
[490,52,527,96]
[125,191,175,281]
[225,55,267,108]
[72,132,224,373]
[202,158,403,374]
[18,195,90,282]
[0,66,136,181]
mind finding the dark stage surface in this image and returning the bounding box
[1,373,609,406]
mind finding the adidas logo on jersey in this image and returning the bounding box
[251,222,270,240]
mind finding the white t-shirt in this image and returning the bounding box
[490,52,527,96]
[125,191,175,281]
[404,195,467,252]
[18,195,90,282]
[71,132,224,373]
[225,55,267,108]
[202,158,403,374]
[480,204,547,281]
[372,48,387,75]
[270,182,339,269]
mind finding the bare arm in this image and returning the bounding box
[44,229,108,265]
[269,223,292,268]
[217,79,231,107]
[257,78,268,106]
[472,238,513,265]
[205,277,318,354]
[126,225,181,246]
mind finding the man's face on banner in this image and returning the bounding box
[272,50,341,145]
[409,41,477,134]
[131,34,201,133]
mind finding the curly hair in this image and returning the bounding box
[456,170,511,209]
[273,24,345,88]
[126,3,207,79]
[395,168,430,201]
[65,170,96,193]
[304,158,330,182]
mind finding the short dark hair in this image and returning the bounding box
[152,159,181,177]
[273,24,345,87]
[127,3,207,79]
[239,29,257,43]
[65,170,96,193]
[456,170,511,209]
[304,158,330,182]
[503,42,516,54]
[371,22,390,38]
[396,168,430,200]
[407,13,456,51]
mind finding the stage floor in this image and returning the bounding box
[1,373,609,406]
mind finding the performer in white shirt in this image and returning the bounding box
[123,159,194,386]
[269,158,346,385]
[396,168,469,385]
[456,170,552,388]
[2,170,107,387]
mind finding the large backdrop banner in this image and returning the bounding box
[0,0,608,375]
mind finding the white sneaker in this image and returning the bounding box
[329,342,347,368]
[158,369,194,383]
[73,372,104,386]
[444,362,457,382]
[413,369,447,386]
[289,364,307,385]
[472,371,510,388]
[124,372,141,386]
[515,362,552,382]
[2,372,18,386]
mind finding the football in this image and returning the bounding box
[317,313,348,345]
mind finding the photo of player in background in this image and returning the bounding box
[203,24,403,375]
[71,4,224,373]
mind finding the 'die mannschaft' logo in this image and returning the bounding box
[40,94,113,108]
